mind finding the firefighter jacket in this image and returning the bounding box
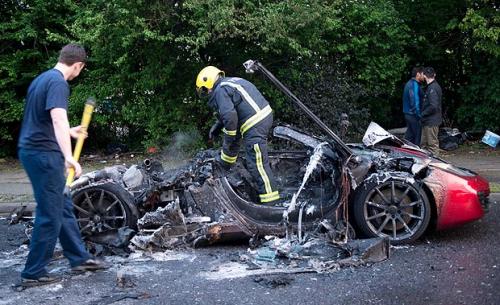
[208,77,273,164]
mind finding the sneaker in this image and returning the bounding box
[72,259,109,273]
[12,275,61,291]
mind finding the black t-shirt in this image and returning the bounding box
[18,69,69,152]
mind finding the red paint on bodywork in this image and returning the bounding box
[389,145,489,231]
[425,168,489,230]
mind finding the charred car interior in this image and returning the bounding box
[69,60,490,255]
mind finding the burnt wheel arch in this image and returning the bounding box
[352,176,431,244]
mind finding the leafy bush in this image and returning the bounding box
[4,0,497,157]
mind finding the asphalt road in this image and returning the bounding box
[0,194,498,305]
[0,151,498,305]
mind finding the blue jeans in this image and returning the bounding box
[18,149,90,279]
[404,114,422,146]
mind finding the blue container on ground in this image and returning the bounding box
[482,130,500,148]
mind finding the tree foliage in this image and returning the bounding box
[393,0,499,132]
[0,0,498,157]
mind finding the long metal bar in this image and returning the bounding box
[243,60,352,158]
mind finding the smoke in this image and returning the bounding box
[161,130,204,162]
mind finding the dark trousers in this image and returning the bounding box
[404,114,422,146]
[243,115,279,203]
[18,149,90,279]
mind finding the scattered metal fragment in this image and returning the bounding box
[8,206,32,225]
[89,227,136,248]
[89,292,152,305]
[253,275,294,288]
[137,200,185,230]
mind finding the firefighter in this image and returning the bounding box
[196,66,280,204]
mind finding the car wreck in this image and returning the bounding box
[69,60,490,253]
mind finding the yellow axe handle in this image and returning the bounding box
[65,98,96,187]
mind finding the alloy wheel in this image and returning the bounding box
[363,180,427,242]
[73,188,127,235]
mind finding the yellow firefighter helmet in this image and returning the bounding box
[195,66,225,97]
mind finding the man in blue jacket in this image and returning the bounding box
[402,67,425,146]
[196,66,280,204]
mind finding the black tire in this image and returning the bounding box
[71,182,138,237]
[352,177,431,244]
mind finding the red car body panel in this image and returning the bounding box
[391,146,489,231]
[425,168,489,230]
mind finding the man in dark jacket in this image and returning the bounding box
[402,67,425,146]
[17,44,107,288]
[420,67,443,155]
[196,66,279,204]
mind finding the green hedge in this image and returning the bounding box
[1,0,498,157]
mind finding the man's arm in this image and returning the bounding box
[412,81,421,118]
[50,108,82,177]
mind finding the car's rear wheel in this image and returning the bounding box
[71,183,138,236]
[353,178,431,244]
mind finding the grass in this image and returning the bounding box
[490,182,500,193]
[451,141,499,156]
[0,157,22,172]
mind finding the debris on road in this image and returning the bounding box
[89,292,152,305]
[116,270,136,288]
[253,275,294,288]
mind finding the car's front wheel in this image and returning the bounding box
[352,177,431,244]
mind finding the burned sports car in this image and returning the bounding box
[70,61,490,247]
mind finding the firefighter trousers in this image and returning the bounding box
[242,115,280,203]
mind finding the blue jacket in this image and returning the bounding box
[402,78,422,117]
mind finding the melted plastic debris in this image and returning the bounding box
[137,199,185,230]
[201,237,389,280]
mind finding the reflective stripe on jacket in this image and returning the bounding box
[209,77,273,136]
[209,77,273,163]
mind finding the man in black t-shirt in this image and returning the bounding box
[17,44,107,288]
